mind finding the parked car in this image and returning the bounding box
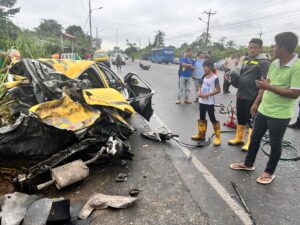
[173,57,180,64]
[93,49,111,68]
[123,54,129,60]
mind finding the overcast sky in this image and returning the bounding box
[11,0,300,50]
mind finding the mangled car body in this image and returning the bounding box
[0,59,155,190]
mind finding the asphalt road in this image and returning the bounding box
[116,60,300,225]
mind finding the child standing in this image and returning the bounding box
[192,60,221,146]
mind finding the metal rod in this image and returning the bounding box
[85,147,106,165]
[37,179,55,190]
[231,182,257,225]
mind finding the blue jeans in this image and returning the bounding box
[193,78,202,99]
[178,77,192,100]
[244,112,290,174]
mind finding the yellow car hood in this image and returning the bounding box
[29,88,134,131]
[93,56,109,62]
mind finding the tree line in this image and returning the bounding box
[0,0,92,58]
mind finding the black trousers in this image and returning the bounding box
[223,79,231,92]
[199,103,217,123]
[236,98,254,126]
[244,112,290,174]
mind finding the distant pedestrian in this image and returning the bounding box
[116,54,122,72]
[178,51,187,88]
[191,60,221,146]
[193,51,205,102]
[176,49,195,104]
[222,53,238,94]
[205,51,212,60]
[230,32,300,184]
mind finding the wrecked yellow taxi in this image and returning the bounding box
[0,58,155,190]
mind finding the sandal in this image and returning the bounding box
[184,100,192,104]
[229,162,255,171]
[256,174,275,185]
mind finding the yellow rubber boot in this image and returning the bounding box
[228,125,246,145]
[213,122,221,146]
[191,120,207,141]
[241,128,252,151]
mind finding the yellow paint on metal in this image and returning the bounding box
[12,75,27,81]
[83,88,135,114]
[111,112,134,130]
[3,80,29,89]
[29,95,101,131]
[39,59,109,87]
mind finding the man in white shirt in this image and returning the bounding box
[222,53,238,94]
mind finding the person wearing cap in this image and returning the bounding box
[0,49,21,73]
[176,48,195,104]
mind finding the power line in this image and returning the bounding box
[215,0,286,24]
[211,10,300,30]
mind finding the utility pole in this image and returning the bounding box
[88,0,103,52]
[96,27,99,49]
[116,29,119,47]
[89,0,93,52]
[258,30,263,39]
[198,9,216,52]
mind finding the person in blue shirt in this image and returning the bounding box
[176,49,195,104]
[193,51,205,102]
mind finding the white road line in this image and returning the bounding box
[152,113,253,225]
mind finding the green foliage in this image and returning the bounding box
[225,40,237,49]
[0,31,49,58]
[152,30,165,48]
[0,0,20,19]
[190,32,210,51]
[65,25,90,54]
[66,25,86,37]
[0,19,21,40]
[35,19,62,36]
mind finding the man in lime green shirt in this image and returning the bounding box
[230,32,300,185]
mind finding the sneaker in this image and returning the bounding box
[194,98,198,103]
[184,100,192,104]
[176,100,181,104]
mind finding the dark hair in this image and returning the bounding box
[197,51,204,56]
[203,60,216,74]
[275,32,298,53]
[249,38,263,48]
